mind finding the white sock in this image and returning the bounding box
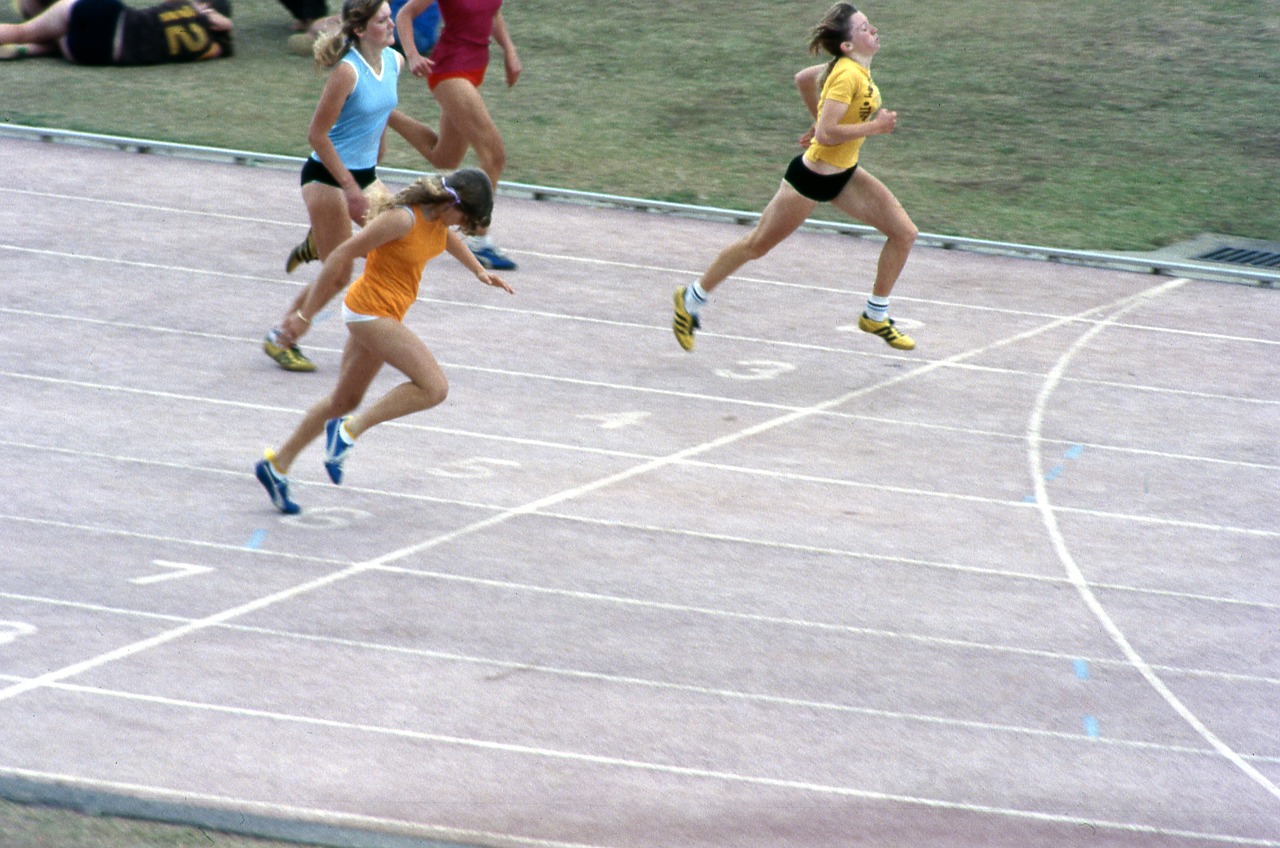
[685,282,708,314]
[864,295,890,322]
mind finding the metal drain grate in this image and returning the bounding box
[1194,246,1280,268]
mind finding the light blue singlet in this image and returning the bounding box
[311,45,401,171]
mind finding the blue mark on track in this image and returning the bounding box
[1084,716,1100,738]
[1029,444,1085,500]
[246,529,267,550]
[1074,659,1090,680]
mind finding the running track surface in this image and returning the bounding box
[1,135,1278,848]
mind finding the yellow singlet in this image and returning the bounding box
[804,57,882,171]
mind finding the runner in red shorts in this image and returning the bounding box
[393,0,522,270]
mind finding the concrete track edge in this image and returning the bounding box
[0,772,491,848]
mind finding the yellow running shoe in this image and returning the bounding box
[263,335,317,372]
[672,287,700,351]
[857,313,916,350]
[285,230,318,273]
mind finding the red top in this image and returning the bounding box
[429,0,502,75]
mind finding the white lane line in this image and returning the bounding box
[0,244,286,285]
[6,298,1280,404]
[1,282,1270,718]
[127,560,215,585]
[674,458,1279,537]
[0,239,1099,323]
[1026,277,1280,803]
[6,572,1277,686]
[344,301,1078,573]
[262,285,1280,581]
[5,364,1277,485]
[6,318,1278,471]
[5,162,1274,840]
[3,693,1278,848]
[0,595,189,624]
[7,389,1272,537]
[0,289,1130,702]
[0,514,349,566]
[382,556,1280,677]
[3,232,1273,826]
[8,492,1278,619]
[0,187,304,227]
[7,331,1277,441]
[6,237,1280,350]
[0,558,386,702]
[532,511,1280,612]
[5,366,1274,481]
[3,589,1278,760]
[3,650,1276,767]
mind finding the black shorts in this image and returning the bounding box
[276,0,326,23]
[300,157,378,190]
[65,0,122,65]
[784,154,856,203]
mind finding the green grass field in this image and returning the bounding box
[2,0,1277,249]
[0,796,303,848]
[0,1,1276,845]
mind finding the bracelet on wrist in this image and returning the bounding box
[296,310,311,324]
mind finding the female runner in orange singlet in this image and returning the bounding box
[255,168,513,514]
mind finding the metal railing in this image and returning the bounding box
[3,122,1275,287]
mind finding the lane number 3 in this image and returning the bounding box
[715,360,796,381]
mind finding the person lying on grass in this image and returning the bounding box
[1,0,233,63]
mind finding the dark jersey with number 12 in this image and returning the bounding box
[117,0,233,64]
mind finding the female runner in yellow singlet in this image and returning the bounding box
[672,2,919,353]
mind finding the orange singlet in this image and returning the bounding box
[343,206,448,321]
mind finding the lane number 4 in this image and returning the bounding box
[426,457,522,479]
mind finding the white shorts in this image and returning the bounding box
[342,304,379,324]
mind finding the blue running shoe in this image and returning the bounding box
[469,241,517,271]
[255,451,300,514]
[324,416,355,484]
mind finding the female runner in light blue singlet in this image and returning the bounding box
[263,0,402,373]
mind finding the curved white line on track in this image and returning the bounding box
[3,247,1274,838]
[1,280,1270,708]
[0,294,1110,699]
[1025,276,1280,803]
